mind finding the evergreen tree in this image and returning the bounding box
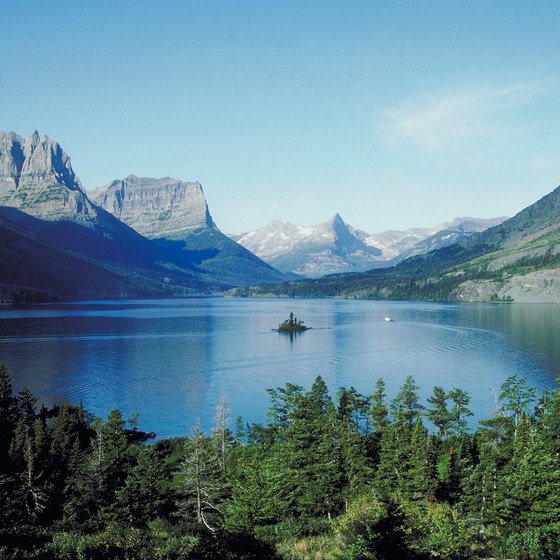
[369,377,389,434]
[273,376,342,518]
[375,378,431,502]
[178,423,228,532]
[408,416,438,500]
[336,387,373,499]
[499,375,537,428]
[536,382,560,456]
[426,386,451,439]
[0,364,18,473]
[17,386,37,431]
[265,382,303,441]
[447,388,473,437]
[390,375,424,427]
[113,446,173,527]
[64,410,132,530]
[513,428,560,542]
[224,446,288,533]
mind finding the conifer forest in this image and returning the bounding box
[1,362,559,559]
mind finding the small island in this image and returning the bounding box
[275,312,310,333]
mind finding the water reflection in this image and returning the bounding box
[0,298,558,439]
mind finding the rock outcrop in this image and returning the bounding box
[92,174,286,285]
[0,130,100,227]
[90,175,216,239]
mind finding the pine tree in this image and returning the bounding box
[178,423,227,532]
[271,377,343,519]
[408,416,438,501]
[536,382,560,456]
[336,387,373,499]
[499,375,537,428]
[511,427,560,556]
[63,410,132,530]
[369,377,389,434]
[426,386,451,439]
[0,364,18,473]
[447,388,473,437]
[375,378,422,499]
[390,375,424,427]
[224,446,288,532]
[265,382,303,441]
[113,446,172,527]
[17,386,37,431]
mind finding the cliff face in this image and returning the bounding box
[91,174,286,285]
[0,131,100,227]
[90,175,216,239]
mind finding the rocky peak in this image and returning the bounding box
[0,130,82,192]
[90,175,217,239]
[0,130,99,226]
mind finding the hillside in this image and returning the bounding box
[0,210,206,303]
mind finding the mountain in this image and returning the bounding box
[0,131,283,301]
[0,209,204,303]
[232,214,505,278]
[232,214,381,278]
[252,185,560,302]
[0,131,186,271]
[89,175,216,238]
[395,217,508,261]
[90,175,285,286]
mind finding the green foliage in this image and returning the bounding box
[1,363,559,559]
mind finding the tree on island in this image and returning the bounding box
[277,312,310,333]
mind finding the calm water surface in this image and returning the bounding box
[0,298,559,439]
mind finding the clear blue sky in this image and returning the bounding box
[1,1,559,234]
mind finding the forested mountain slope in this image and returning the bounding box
[249,184,560,302]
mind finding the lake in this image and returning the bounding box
[0,298,559,439]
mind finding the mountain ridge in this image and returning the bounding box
[247,184,560,302]
[231,214,506,278]
[91,174,285,286]
[0,130,284,301]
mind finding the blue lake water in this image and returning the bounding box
[0,298,559,439]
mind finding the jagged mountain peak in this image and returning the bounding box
[0,130,83,193]
[232,214,507,278]
[233,213,383,277]
[0,130,100,225]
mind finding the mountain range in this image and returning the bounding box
[0,131,284,302]
[1,129,559,303]
[250,185,560,302]
[231,214,506,278]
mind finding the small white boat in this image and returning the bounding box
[384,317,394,322]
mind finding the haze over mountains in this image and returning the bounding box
[232,214,506,277]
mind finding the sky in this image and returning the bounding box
[1,1,559,234]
